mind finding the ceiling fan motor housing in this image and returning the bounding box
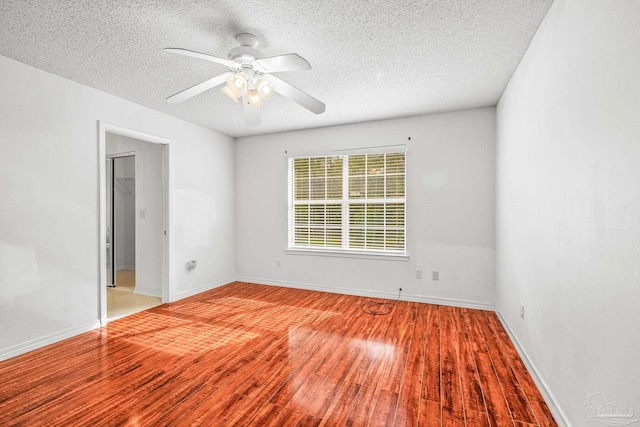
[227,46,265,63]
[228,33,264,65]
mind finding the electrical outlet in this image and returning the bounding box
[276,259,281,267]
[432,271,439,281]
[416,269,422,279]
[520,304,525,319]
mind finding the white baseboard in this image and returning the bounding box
[133,287,161,297]
[0,320,101,362]
[235,276,494,311]
[172,276,236,301]
[494,307,570,427]
[405,294,494,311]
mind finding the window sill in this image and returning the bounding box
[285,248,410,262]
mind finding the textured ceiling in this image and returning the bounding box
[0,0,552,138]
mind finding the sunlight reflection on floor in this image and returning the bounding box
[106,295,340,356]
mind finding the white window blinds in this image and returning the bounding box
[288,151,406,254]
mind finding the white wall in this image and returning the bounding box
[496,0,640,425]
[236,108,496,307]
[107,137,165,297]
[0,54,236,361]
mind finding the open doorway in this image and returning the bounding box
[99,123,170,325]
[106,155,161,319]
[107,155,135,289]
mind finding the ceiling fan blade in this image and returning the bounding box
[254,53,311,72]
[242,95,262,126]
[268,75,325,114]
[164,48,240,69]
[167,72,234,103]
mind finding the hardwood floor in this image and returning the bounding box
[0,282,557,426]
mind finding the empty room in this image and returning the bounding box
[0,0,638,426]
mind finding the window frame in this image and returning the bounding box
[287,150,408,261]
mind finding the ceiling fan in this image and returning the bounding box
[164,33,325,126]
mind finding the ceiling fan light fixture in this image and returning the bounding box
[227,73,248,96]
[255,78,275,101]
[246,89,264,106]
[165,33,326,125]
[221,86,240,103]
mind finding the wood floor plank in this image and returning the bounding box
[232,297,350,399]
[474,351,516,427]
[369,389,398,426]
[393,302,427,427]
[317,381,361,427]
[423,305,441,403]
[303,341,362,419]
[380,301,418,393]
[370,301,417,425]
[459,331,489,415]
[268,313,363,409]
[228,295,360,425]
[344,299,412,426]
[440,306,467,427]
[247,402,282,426]
[476,311,538,425]
[212,293,340,398]
[295,414,322,427]
[308,308,395,426]
[417,398,442,427]
[0,282,557,427]
[484,313,558,427]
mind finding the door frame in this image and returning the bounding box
[98,121,171,326]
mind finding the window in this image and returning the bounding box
[288,151,406,255]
